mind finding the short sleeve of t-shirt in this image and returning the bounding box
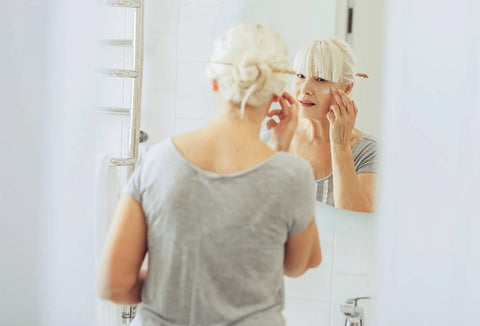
[286,158,317,237]
[353,134,379,174]
[123,151,149,204]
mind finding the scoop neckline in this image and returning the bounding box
[169,138,282,179]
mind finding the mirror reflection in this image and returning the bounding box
[237,0,380,212]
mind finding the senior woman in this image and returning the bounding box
[95,23,321,326]
[265,37,378,212]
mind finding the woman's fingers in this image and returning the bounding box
[330,104,341,120]
[266,118,278,130]
[353,100,359,117]
[337,89,354,114]
[331,88,345,112]
[326,110,335,124]
[282,91,296,105]
[267,109,283,118]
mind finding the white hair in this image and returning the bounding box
[293,37,357,85]
[206,23,290,119]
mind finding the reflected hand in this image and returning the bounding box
[327,88,358,146]
[266,91,299,151]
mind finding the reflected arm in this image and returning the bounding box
[331,143,375,212]
[95,194,148,305]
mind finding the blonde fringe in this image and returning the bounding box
[211,61,368,79]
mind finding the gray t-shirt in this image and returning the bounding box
[261,130,378,206]
[124,139,316,326]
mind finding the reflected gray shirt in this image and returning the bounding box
[124,139,316,326]
[261,130,378,206]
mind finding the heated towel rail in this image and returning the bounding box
[102,0,147,171]
[100,0,146,323]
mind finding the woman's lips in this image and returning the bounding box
[299,100,315,107]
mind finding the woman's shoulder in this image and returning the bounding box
[353,130,379,151]
[270,151,315,179]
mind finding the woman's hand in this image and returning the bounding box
[266,91,299,151]
[327,88,358,146]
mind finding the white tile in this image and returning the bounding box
[182,0,224,5]
[100,46,127,70]
[123,78,134,108]
[99,76,125,108]
[315,201,376,236]
[174,119,209,135]
[334,234,375,275]
[285,231,334,301]
[142,33,177,90]
[140,90,175,145]
[124,8,136,39]
[315,202,336,232]
[332,274,375,304]
[124,47,134,70]
[95,114,123,156]
[145,0,179,33]
[178,5,220,62]
[100,6,126,40]
[283,298,330,326]
[175,62,216,119]
[121,115,132,157]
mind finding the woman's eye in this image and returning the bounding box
[296,74,305,79]
[316,77,327,82]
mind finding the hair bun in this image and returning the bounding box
[232,55,271,92]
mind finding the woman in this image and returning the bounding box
[266,37,378,212]
[95,23,321,326]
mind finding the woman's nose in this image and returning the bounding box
[300,78,315,95]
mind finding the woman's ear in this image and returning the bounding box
[211,79,219,92]
[344,83,354,95]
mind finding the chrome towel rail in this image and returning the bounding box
[100,0,145,170]
[99,0,145,321]
[103,68,139,78]
[104,0,141,8]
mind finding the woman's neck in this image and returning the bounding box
[297,117,331,141]
[210,102,266,139]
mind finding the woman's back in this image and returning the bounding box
[125,138,316,326]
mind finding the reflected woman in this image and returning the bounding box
[95,23,321,326]
[266,37,378,212]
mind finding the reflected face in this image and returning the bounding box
[293,74,344,120]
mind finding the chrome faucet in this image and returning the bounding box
[340,296,373,326]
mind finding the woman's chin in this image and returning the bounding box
[299,109,325,120]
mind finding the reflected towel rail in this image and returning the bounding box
[102,39,134,47]
[103,69,139,78]
[104,0,141,8]
[101,0,144,321]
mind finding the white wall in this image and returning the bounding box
[0,2,46,324]
[375,0,480,325]
[1,1,98,326]
[335,0,385,137]
[284,204,376,325]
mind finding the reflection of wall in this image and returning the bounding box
[284,204,376,325]
[335,0,384,137]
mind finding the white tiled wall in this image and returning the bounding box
[99,1,376,325]
[283,203,376,326]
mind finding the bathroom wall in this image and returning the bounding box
[375,0,480,325]
[98,1,376,325]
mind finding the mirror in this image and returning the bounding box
[211,0,382,213]
[98,0,381,324]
